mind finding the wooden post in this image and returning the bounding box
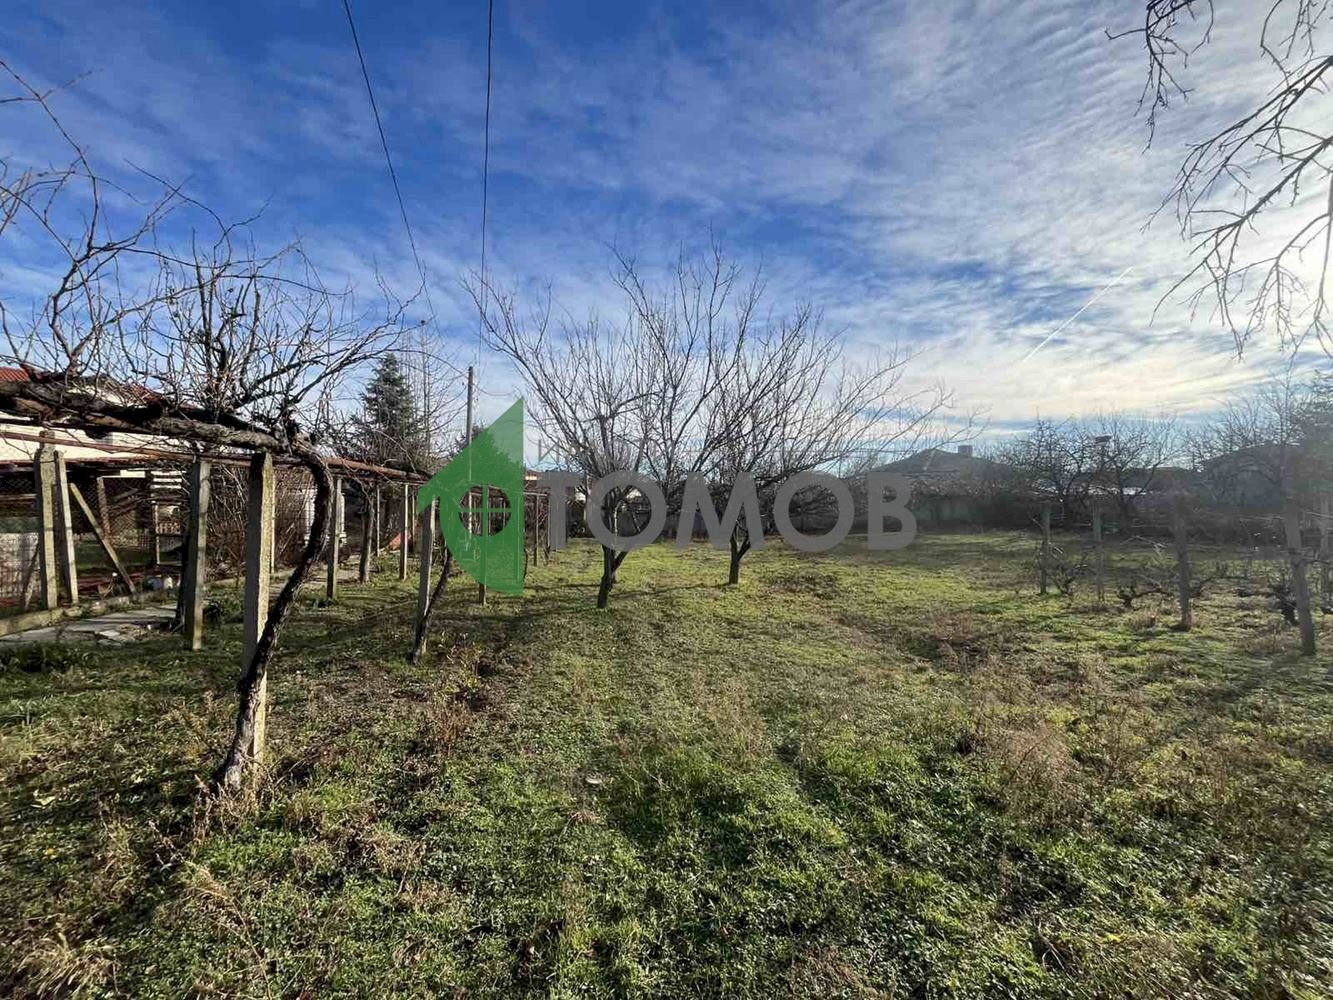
[1039,503,1051,596]
[182,457,211,650]
[525,490,535,568]
[1092,506,1104,608]
[33,446,59,611]
[1282,493,1316,655]
[399,483,410,581]
[415,498,435,632]
[242,453,274,762]
[1173,496,1193,631]
[358,490,372,584]
[326,477,343,600]
[52,452,79,605]
[1319,494,1331,607]
[477,486,488,605]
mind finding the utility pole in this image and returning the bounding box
[467,365,486,604]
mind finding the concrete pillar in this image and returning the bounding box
[415,498,436,630]
[52,451,79,605]
[1039,503,1051,596]
[477,486,488,606]
[182,457,211,650]
[147,471,162,565]
[399,483,410,581]
[326,477,343,600]
[1092,507,1104,607]
[374,485,383,555]
[33,446,59,611]
[358,489,372,584]
[242,453,274,762]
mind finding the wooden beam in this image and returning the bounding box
[95,475,112,538]
[18,546,39,612]
[52,451,79,605]
[180,457,211,650]
[415,498,435,632]
[33,446,59,611]
[68,483,137,597]
[242,452,275,762]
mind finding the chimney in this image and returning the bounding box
[957,445,974,458]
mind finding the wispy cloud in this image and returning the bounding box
[0,0,1324,429]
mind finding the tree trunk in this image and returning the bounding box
[216,448,333,791]
[727,531,750,586]
[410,548,453,665]
[597,545,626,609]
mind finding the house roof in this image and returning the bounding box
[881,447,1008,478]
[0,368,31,383]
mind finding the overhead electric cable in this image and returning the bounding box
[341,0,440,331]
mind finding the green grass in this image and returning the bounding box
[1,532,1331,998]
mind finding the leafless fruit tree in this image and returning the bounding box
[707,307,959,585]
[475,245,961,599]
[0,66,407,788]
[1189,369,1327,652]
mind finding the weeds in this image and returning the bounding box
[0,534,1330,998]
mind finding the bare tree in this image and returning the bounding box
[1114,2,1333,354]
[478,246,963,597]
[474,277,661,608]
[1088,411,1182,522]
[707,309,959,584]
[0,70,407,788]
[995,419,1101,526]
[998,414,1180,528]
[1190,369,1324,652]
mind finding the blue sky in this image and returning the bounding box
[1,0,1324,432]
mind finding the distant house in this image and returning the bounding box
[1196,445,1286,509]
[881,444,1009,482]
[877,445,1028,526]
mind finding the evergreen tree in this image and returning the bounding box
[355,353,424,468]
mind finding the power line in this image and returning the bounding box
[480,0,495,300]
[476,0,496,378]
[341,0,440,330]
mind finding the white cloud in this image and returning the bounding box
[2,0,1328,435]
